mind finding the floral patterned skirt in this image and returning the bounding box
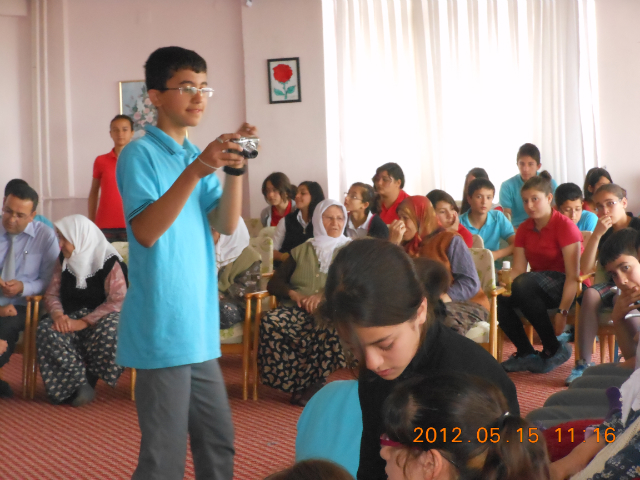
[36,308,124,403]
[258,306,346,393]
[443,300,489,336]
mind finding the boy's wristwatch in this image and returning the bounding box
[558,309,569,317]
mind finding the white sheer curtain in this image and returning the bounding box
[323,0,600,201]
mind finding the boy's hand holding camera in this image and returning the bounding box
[611,284,640,322]
[193,123,258,178]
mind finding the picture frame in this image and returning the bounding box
[268,57,301,104]
[119,80,157,139]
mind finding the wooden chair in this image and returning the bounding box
[247,288,277,401]
[0,296,42,398]
[111,242,136,400]
[468,248,503,359]
[218,237,274,400]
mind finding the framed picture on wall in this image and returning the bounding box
[268,57,301,104]
[119,80,157,139]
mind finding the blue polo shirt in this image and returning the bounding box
[577,210,598,232]
[460,210,514,251]
[499,173,558,227]
[116,125,222,369]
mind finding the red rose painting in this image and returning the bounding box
[273,64,293,83]
[268,58,301,104]
[272,63,296,100]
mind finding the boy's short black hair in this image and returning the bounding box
[554,183,583,208]
[516,143,541,165]
[599,228,639,268]
[6,182,38,211]
[4,178,28,197]
[111,114,134,130]
[145,46,207,91]
[374,162,405,189]
[466,178,495,198]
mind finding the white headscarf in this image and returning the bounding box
[54,214,122,289]
[215,221,251,271]
[311,199,351,274]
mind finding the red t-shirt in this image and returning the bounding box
[379,189,410,224]
[93,149,125,229]
[515,209,583,273]
[457,223,473,248]
[270,200,293,227]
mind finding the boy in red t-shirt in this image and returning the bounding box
[88,114,134,242]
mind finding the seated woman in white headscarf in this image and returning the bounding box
[258,199,351,406]
[36,214,127,407]
[212,221,261,330]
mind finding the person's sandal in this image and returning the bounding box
[295,380,326,407]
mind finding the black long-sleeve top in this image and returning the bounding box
[357,320,520,480]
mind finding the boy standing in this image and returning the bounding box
[88,114,135,242]
[554,182,598,234]
[499,143,558,228]
[459,178,515,267]
[116,46,256,480]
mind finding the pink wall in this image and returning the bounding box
[64,0,247,218]
[242,0,329,217]
[595,0,640,213]
[0,10,32,194]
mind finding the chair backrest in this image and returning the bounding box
[244,217,264,238]
[250,236,274,274]
[471,234,484,248]
[469,248,496,295]
[112,242,129,265]
[258,226,277,241]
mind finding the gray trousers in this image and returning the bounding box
[132,358,235,480]
[525,363,633,429]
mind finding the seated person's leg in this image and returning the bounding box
[78,311,124,388]
[36,314,91,404]
[569,373,630,390]
[498,280,539,370]
[0,305,27,397]
[581,362,635,378]
[526,405,607,430]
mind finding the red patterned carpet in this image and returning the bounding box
[0,341,605,479]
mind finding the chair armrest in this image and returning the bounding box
[245,290,272,300]
[491,286,506,297]
[261,272,274,279]
[578,273,595,283]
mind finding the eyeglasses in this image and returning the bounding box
[344,192,363,201]
[595,200,619,213]
[2,206,29,220]
[372,175,393,184]
[160,86,214,98]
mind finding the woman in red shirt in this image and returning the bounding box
[498,172,582,374]
[426,189,473,248]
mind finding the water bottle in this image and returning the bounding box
[501,261,512,295]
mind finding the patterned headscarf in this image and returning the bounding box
[397,196,440,257]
